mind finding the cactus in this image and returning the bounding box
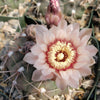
[0,0,99,100]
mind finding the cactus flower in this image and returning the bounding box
[45,0,62,26]
[23,20,98,90]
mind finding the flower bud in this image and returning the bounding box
[45,0,62,26]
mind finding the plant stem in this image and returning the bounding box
[87,0,98,28]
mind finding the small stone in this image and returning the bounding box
[0,22,4,29]
[96,90,100,95]
[8,19,19,29]
[28,95,36,100]
[0,65,4,70]
[40,87,46,93]
[72,9,76,14]
[53,95,60,100]
[9,40,15,45]
[19,3,26,17]
[82,80,94,89]
[17,66,25,73]
[13,80,17,85]
[2,22,16,34]
[21,33,26,37]
[65,94,72,100]
[69,0,74,3]
[8,51,14,57]
[8,9,19,17]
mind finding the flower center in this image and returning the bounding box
[57,53,64,61]
[46,41,77,71]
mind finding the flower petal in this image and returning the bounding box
[68,77,79,88]
[43,32,55,44]
[66,24,73,33]
[79,28,92,39]
[80,35,90,46]
[72,23,80,32]
[78,66,91,76]
[40,44,47,52]
[70,24,80,47]
[77,46,89,55]
[60,69,81,88]
[85,45,98,56]
[33,52,46,68]
[70,70,81,82]
[70,32,80,47]
[65,24,72,40]
[74,62,88,69]
[42,67,55,76]
[35,25,48,44]
[77,54,90,63]
[32,70,54,81]
[34,58,49,70]
[50,26,67,40]
[31,45,42,55]
[23,53,38,64]
[58,19,67,31]
[55,29,67,40]
[66,23,79,34]
[60,70,71,80]
[56,77,67,90]
[38,52,46,60]
[77,54,95,66]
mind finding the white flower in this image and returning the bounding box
[24,19,98,90]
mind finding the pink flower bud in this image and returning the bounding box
[45,0,62,26]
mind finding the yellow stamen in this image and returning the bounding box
[47,41,76,70]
